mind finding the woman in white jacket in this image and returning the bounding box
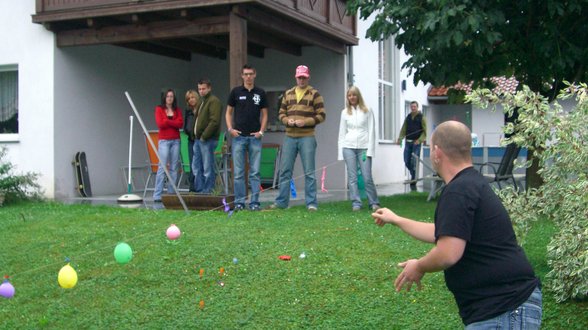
[338,86,380,211]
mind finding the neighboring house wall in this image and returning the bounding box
[428,104,505,146]
[0,1,55,197]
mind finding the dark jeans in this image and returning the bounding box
[403,142,421,181]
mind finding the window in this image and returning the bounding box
[265,90,287,132]
[0,65,18,134]
[378,38,400,142]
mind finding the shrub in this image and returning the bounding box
[467,82,588,302]
[0,147,43,205]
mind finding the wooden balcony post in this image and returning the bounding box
[229,7,247,89]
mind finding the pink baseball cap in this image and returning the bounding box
[295,65,310,78]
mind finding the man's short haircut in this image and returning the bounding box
[410,100,419,107]
[431,121,472,162]
[242,64,256,73]
[198,78,212,87]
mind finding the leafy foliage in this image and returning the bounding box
[467,82,588,302]
[0,147,42,205]
[347,0,588,98]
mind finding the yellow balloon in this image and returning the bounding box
[58,263,78,289]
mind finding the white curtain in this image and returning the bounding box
[0,70,18,131]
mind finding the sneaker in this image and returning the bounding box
[267,203,285,210]
[249,204,261,211]
[371,204,381,211]
[307,205,318,212]
[352,206,361,212]
[234,204,245,211]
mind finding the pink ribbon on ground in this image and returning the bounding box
[321,166,328,192]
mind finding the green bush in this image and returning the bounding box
[0,147,42,205]
[467,82,588,302]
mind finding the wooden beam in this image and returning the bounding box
[248,29,301,56]
[152,38,227,59]
[246,43,265,58]
[56,16,230,47]
[236,6,347,54]
[33,0,241,23]
[229,10,247,89]
[117,42,192,61]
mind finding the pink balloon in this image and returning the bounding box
[0,280,15,298]
[166,224,181,240]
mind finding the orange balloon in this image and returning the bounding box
[199,268,204,278]
[199,299,205,310]
[219,267,225,276]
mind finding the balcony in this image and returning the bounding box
[32,0,358,59]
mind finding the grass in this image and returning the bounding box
[0,193,586,329]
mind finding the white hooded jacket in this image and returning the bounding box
[337,106,376,160]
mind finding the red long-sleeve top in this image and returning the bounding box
[155,105,183,140]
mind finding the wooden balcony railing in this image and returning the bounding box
[34,0,355,37]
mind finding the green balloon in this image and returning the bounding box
[114,242,133,264]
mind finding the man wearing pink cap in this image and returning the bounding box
[270,65,326,211]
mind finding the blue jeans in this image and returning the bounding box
[187,139,200,191]
[275,136,317,208]
[343,148,380,208]
[232,135,262,207]
[153,139,180,200]
[465,286,542,330]
[403,142,422,181]
[192,138,218,193]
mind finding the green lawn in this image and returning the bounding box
[0,193,586,329]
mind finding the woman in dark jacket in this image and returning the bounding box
[183,90,200,192]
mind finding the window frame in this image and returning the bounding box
[0,64,19,142]
[377,38,400,143]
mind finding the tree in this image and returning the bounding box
[467,82,588,302]
[347,0,588,187]
[348,0,587,97]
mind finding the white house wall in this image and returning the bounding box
[50,44,347,199]
[53,45,193,198]
[352,15,431,185]
[0,1,55,197]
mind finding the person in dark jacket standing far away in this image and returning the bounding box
[397,101,426,190]
[373,120,542,329]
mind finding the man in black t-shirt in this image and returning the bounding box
[372,121,542,328]
[225,64,268,211]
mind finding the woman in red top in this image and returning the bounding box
[153,89,183,202]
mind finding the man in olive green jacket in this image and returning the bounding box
[192,78,222,193]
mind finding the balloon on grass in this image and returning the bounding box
[114,242,133,264]
[0,276,15,298]
[58,263,78,289]
[166,224,181,240]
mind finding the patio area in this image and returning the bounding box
[61,181,419,209]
